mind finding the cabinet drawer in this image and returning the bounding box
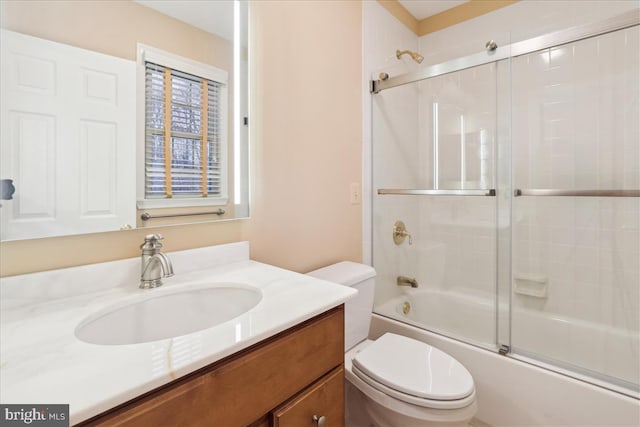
[82,375,212,427]
[273,367,344,427]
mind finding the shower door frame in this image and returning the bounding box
[370,9,640,398]
[371,10,639,95]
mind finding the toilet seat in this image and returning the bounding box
[351,333,475,410]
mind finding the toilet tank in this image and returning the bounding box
[307,261,376,351]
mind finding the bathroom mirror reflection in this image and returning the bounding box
[0,0,249,242]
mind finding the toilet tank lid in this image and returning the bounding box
[307,261,376,287]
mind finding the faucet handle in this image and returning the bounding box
[141,233,164,250]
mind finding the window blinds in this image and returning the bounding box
[144,62,223,199]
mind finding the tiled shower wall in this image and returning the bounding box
[416,62,499,300]
[411,2,640,330]
[367,0,639,300]
[366,0,639,386]
[511,26,639,330]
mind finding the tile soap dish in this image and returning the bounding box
[513,274,548,298]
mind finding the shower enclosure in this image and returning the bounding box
[370,10,639,397]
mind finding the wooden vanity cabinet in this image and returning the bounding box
[272,366,344,427]
[80,305,345,427]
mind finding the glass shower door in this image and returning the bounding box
[372,60,503,350]
[370,11,638,397]
[510,25,640,392]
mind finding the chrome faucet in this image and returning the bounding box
[397,275,418,288]
[139,234,174,289]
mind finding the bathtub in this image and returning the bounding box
[376,288,496,346]
[373,289,640,426]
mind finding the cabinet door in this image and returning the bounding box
[272,367,344,427]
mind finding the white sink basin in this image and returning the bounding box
[75,283,262,345]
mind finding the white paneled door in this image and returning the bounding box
[0,30,136,240]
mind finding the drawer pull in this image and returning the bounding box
[312,415,326,427]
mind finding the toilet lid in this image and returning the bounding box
[352,333,474,401]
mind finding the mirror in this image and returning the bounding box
[0,0,249,242]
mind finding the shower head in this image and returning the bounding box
[396,49,424,64]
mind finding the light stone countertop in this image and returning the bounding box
[0,242,356,425]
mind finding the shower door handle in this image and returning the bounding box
[378,188,496,196]
[514,189,640,197]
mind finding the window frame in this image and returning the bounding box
[136,44,229,209]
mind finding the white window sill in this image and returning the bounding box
[137,197,229,209]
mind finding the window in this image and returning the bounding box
[137,45,228,208]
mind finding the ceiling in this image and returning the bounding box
[134,1,470,40]
[398,0,469,20]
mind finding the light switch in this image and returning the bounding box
[350,183,361,205]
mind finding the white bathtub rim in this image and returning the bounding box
[376,288,639,390]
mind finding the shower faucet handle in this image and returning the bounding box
[393,220,413,245]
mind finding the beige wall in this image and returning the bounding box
[377,0,519,36]
[0,0,231,64]
[244,0,363,272]
[0,0,363,277]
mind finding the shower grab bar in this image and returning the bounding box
[371,10,639,94]
[514,189,640,197]
[378,189,496,196]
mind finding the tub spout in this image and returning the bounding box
[397,276,418,288]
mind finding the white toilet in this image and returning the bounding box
[308,262,477,427]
